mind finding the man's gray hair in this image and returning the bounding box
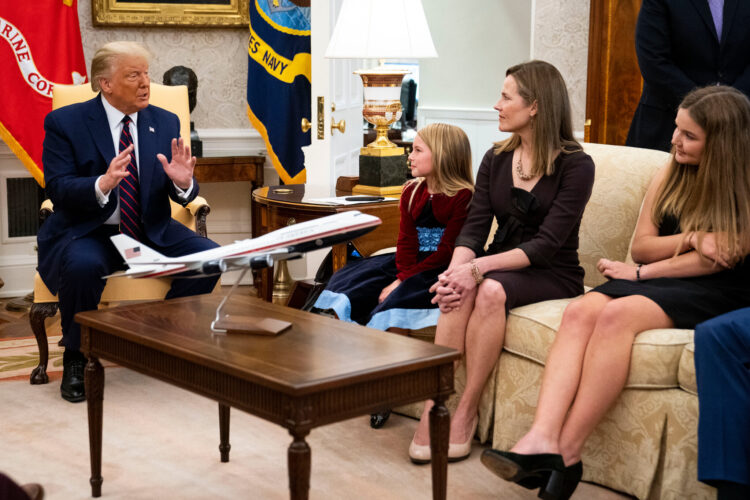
[90,41,151,92]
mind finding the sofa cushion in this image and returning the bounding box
[678,342,697,395]
[505,299,695,388]
[578,143,669,288]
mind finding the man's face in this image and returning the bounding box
[100,55,150,114]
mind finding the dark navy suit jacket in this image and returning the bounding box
[37,95,200,294]
[627,0,750,151]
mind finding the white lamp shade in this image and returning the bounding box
[325,0,438,59]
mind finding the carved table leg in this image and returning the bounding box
[218,403,231,462]
[288,429,311,500]
[29,302,59,385]
[85,357,104,497]
[429,395,450,500]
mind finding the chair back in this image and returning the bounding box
[51,82,191,147]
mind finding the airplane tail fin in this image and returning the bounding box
[110,234,168,267]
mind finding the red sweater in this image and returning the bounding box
[395,180,473,281]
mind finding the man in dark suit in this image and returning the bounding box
[38,41,219,402]
[627,0,750,151]
[694,308,750,500]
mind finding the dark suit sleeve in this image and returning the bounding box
[516,154,595,267]
[635,0,698,103]
[42,111,102,213]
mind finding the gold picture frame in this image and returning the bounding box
[92,0,249,28]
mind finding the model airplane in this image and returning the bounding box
[106,210,382,279]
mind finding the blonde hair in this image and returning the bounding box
[652,85,750,260]
[90,41,151,92]
[407,123,474,210]
[493,60,581,176]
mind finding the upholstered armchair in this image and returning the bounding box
[29,83,210,385]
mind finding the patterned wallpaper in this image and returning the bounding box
[77,1,592,132]
[532,0,591,133]
[78,0,250,129]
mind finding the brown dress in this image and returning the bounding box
[454,147,595,311]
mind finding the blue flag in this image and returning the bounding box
[246,0,311,184]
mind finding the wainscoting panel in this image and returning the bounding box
[418,107,508,176]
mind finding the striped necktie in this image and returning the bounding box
[118,115,144,240]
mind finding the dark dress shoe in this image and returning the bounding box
[370,409,391,428]
[60,354,86,403]
[481,449,565,488]
[540,461,582,500]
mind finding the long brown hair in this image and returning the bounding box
[407,123,474,210]
[493,60,581,176]
[652,85,750,260]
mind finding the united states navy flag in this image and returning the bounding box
[247,0,311,184]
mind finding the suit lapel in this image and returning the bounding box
[137,106,156,215]
[85,96,116,169]
[688,0,719,42]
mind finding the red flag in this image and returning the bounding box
[0,0,87,187]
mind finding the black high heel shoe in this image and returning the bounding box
[370,409,391,428]
[480,450,565,487]
[539,461,582,500]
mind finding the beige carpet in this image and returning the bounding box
[0,368,632,500]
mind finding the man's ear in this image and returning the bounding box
[99,78,110,94]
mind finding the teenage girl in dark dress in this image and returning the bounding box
[483,85,750,499]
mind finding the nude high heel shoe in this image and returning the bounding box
[448,417,478,462]
[409,438,431,465]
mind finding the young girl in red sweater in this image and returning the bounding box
[313,123,474,332]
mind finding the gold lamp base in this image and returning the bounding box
[355,67,410,192]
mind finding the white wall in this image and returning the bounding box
[418,0,533,174]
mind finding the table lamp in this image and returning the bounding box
[325,0,437,195]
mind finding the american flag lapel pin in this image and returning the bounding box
[149,126,155,133]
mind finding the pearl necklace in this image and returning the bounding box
[515,151,534,181]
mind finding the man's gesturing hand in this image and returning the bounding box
[157,137,195,190]
[98,144,134,194]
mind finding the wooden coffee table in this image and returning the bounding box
[77,294,459,499]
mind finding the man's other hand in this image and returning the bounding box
[98,144,134,194]
[157,137,195,190]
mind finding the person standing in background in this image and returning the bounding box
[626,0,750,151]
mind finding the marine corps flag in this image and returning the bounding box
[0,0,87,187]
[246,0,311,184]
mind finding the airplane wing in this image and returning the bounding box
[108,210,382,279]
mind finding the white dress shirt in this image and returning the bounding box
[95,94,193,225]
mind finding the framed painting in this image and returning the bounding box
[92,0,249,28]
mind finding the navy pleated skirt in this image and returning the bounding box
[313,253,443,331]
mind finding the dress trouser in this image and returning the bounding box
[694,307,750,488]
[57,225,220,352]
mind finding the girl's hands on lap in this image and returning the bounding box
[597,258,638,280]
[378,279,401,303]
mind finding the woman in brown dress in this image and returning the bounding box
[408,60,595,464]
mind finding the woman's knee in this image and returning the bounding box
[592,299,642,338]
[473,280,507,315]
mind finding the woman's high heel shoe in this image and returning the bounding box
[480,449,565,486]
[447,417,478,462]
[408,438,431,465]
[539,461,582,500]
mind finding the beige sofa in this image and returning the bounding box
[398,142,712,499]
